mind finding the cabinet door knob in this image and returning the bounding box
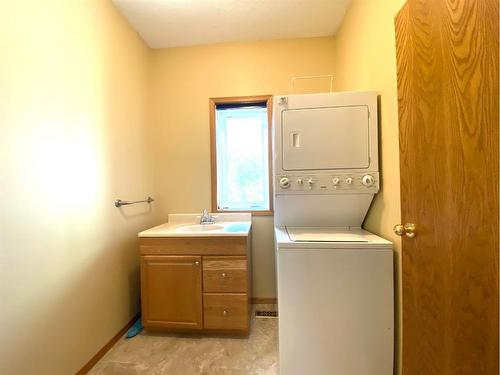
[222,309,229,316]
[221,272,227,278]
[194,261,200,266]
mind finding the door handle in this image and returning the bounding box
[290,132,301,148]
[393,223,416,238]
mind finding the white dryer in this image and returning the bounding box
[273,92,394,375]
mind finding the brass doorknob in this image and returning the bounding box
[393,224,405,236]
[404,223,416,238]
[393,223,416,238]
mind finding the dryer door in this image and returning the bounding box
[282,105,369,170]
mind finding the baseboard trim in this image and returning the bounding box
[76,313,140,375]
[251,297,277,304]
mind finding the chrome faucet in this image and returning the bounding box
[200,208,216,224]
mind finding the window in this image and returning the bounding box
[210,95,273,214]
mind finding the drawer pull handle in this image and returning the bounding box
[223,309,229,316]
[194,261,200,266]
[221,272,227,278]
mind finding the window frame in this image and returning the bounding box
[209,95,273,216]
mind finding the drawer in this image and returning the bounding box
[203,256,247,293]
[140,237,248,256]
[203,293,248,331]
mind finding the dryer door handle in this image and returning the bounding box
[290,132,301,148]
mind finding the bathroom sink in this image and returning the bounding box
[138,213,251,238]
[177,224,225,232]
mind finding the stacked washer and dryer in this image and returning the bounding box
[273,91,394,375]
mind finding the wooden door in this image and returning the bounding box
[140,255,202,329]
[395,1,499,374]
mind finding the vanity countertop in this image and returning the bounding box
[138,213,252,238]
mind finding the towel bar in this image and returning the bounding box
[114,196,154,208]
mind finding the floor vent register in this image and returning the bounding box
[255,310,278,318]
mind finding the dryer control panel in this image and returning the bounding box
[275,172,379,194]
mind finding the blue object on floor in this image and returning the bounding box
[126,318,143,338]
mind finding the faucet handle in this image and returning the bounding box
[200,208,212,224]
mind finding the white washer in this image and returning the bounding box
[275,226,393,375]
[272,92,394,375]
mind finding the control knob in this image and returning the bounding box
[345,177,353,185]
[297,178,303,185]
[332,177,340,185]
[279,177,290,189]
[306,178,314,189]
[362,174,375,187]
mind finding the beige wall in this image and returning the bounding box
[149,37,336,298]
[333,1,406,373]
[0,1,155,374]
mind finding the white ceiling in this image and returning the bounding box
[112,0,351,49]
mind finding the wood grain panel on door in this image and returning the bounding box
[141,255,203,329]
[395,0,499,374]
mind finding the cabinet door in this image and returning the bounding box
[141,255,202,329]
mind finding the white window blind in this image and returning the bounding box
[215,105,269,211]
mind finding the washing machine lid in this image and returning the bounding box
[286,227,371,242]
[276,226,392,249]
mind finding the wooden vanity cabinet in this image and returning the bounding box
[139,235,251,335]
